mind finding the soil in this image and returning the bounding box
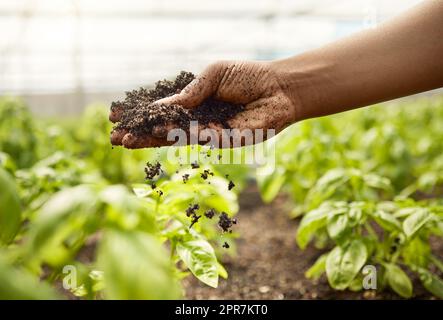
[144,161,162,180]
[218,212,237,233]
[111,71,244,137]
[204,209,216,219]
[200,169,214,180]
[183,186,443,300]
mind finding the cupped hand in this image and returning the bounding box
[110,60,299,148]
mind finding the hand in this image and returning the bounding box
[110,60,299,148]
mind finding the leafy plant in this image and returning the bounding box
[258,97,443,298]
[0,98,244,299]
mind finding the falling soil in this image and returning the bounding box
[204,209,216,219]
[111,71,244,137]
[144,161,162,180]
[186,204,200,217]
[200,169,214,180]
[182,173,190,183]
[218,212,237,233]
[143,160,238,244]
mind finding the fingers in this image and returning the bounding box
[109,103,124,123]
[122,133,174,149]
[111,129,175,149]
[110,129,128,145]
[151,123,178,138]
[154,62,225,109]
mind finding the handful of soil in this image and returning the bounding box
[111,71,244,140]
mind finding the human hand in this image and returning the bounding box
[110,60,299,148]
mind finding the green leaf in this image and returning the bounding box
[348,275,364,292]
[100,185,156,232]
[98,229,181,299]
[402,237,430,268]
[307,169,349,208]
[296,206,329,249]
[417,268,443,299]
[305,253,328,280]
[256,166,285,203]
[385,263,413,298]
[0,152,16,173]
[27,185,99,265]
[371,210,401,231]
[0,168,21,244]
[0,255,59,300]
[395,207,420,219]
[363,173,391,190]
[217,262,228,280]
[348,205,364,227]
[326,240,368,290]
[403,209,433,238]
[176,233,219,288]
[327,209,349,240]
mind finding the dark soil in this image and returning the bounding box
[183,186,443,300]
[204,209,216,219]
[218,212,237,233]
[144,161,162,180]
[111,71,244,137]
[200,169,214,180]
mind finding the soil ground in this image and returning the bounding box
[183,186,442,300]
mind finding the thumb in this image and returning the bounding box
[155,62,223,109]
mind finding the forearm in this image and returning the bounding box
[272,0,443,121]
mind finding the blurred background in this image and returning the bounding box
[0,0,425,115]
[2,0,443,301]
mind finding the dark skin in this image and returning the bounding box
[110,1,443,149]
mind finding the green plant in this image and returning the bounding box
[258,96,443,298]
[298,197,443,298]
[0,98,246,299]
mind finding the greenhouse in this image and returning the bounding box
[0,0,442,309]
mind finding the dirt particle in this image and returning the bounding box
[218,212,237,233]
[189,215,202,229]
[222,242,230,249]
[191,161,200,169]
[144,161,162,180]
[186,204,201,229]
[228,180,235,190]
[186,204,199,217]
[182,174,190,183]
[204,209,216,219]
[200,169,214,180]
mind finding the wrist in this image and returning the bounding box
[270,54,332,122]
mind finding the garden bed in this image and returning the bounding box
[184,186,442,300]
